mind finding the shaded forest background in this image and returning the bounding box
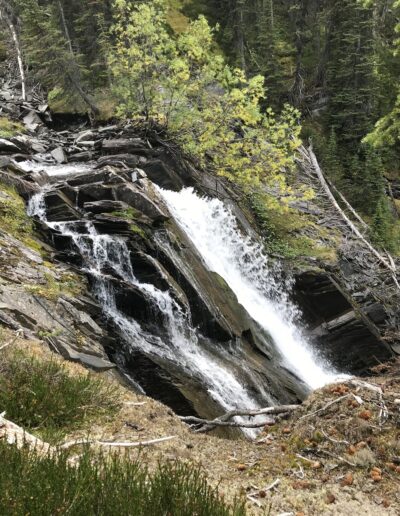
[0,0,399,252]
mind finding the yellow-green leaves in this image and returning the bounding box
[109,0,301,191]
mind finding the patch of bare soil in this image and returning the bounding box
[3,336,400,516]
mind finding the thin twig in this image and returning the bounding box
[298,395,350,421]
[321,429,349,445]
[318,449,356,467]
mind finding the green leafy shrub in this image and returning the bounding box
[0,443,245,516]
[0,350,120,439]
[109,0,301,190]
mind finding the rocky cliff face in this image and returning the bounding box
[0,85,398,421]
[20,148,307,419]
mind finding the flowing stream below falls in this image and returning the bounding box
[26,162,345,435]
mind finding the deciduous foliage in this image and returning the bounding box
[109,0,301,189]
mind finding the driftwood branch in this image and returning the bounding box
[0,412,52,454]
[247,478,280,505]
[0,329,23,351]
[298,395,350,421]
[1,412,175,463]
[180,405,299,433]
[60,435,177,449]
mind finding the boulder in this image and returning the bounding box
[92,214,132,235]
[83,200,131,214]
[69,151,93,162]
[23,111,43,132]
[102,138,146,153]
[96,153,145,169]
[50,339,116,371]
[0,138,20,154]
[113,183,169,223]
[142,159,184,191]
[43,190,81,221]
[67,169,115,187]
[58,298,103,337]
[51,146,68,164]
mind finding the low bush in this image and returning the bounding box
[0,116,24,138]
[0,442,245,516]
[0,349,120,440]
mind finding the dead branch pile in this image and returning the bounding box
[179,405,299,433]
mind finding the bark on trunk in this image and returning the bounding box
[0,1,26,101]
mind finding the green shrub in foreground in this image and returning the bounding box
[0,442,245,516]
[0,350,120,439]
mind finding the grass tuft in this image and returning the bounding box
[25,271,84,300]
[0,443,245,516]
[0,117,25,138]
[0,183,34,241]
[0,349,120,441]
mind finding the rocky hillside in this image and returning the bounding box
[0,62,400,515]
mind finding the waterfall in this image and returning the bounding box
[159,187,342,389]
[27,171,345,438]
[27,191,264,426]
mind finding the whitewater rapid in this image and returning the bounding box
[159,187,341,389]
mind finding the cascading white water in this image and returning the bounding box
[28,190,263,425]
[159,187,342,389]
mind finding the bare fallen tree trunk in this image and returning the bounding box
[0,1,26,100]
[180,405,299,433]
[308,144,400,290]
[1,412,176,461]
[0,412,52,455]
[328,180,369,230]
[61,435,177,449]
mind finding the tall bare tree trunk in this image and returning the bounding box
[235,0,246,71]
[308,144,399,290]
[57,0,73,55]
[0,1,26,100]
[7,16,26,100]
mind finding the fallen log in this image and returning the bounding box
[0,412,52,455]
[308,144,400,291]
[1,413,176,459]
[61,436,177,449]
[180,405,299,433]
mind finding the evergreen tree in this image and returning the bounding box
[326,0,377,147]
[362,145,386,216]
[371,196,396,250]
[324,126,342,180]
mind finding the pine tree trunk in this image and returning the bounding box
[57,0,73,55]
[235,0,246,71]
[57,0,99,118]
